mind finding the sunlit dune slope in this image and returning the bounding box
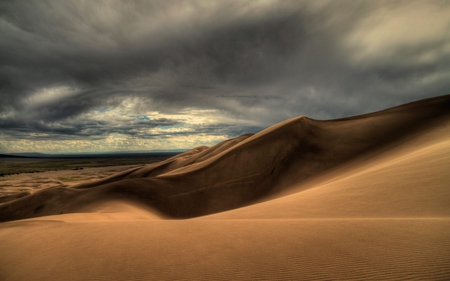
[0,95,449,221]
[1,218,449,281]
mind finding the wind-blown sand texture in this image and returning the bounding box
[1,95,450,280]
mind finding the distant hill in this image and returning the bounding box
[0,154,32,158]
[1,153,47,158]
[2,151,185,159]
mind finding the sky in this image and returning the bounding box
[1,0,450,154]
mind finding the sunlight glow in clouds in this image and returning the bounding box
[0,134,228,154]
[346,2,450,64]
[24,86,79,108]
[0,97,235,153]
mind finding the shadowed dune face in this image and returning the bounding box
[0,95,449,221]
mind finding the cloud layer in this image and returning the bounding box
[1,0,449,153]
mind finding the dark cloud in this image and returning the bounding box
[0,0,449,152]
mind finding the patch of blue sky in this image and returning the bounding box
[159,125,182,130]
[138,115,150,121]
[95,108,110,113]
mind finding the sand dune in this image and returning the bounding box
[1,95,449,221]
[1,95,450,280]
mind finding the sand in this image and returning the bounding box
[1,94,450,280]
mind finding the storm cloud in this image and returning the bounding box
[1,0,449,153]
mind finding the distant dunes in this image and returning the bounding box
[1,95,450,281]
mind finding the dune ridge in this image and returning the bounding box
[1,95,450,221]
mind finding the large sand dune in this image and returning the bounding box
[1,95,450,280]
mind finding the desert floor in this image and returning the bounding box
[0,165,141,197]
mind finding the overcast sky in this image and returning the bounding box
[1,0,449,153]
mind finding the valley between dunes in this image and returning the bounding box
[1,95,450,280]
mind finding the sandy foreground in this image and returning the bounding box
[1,95,450,280]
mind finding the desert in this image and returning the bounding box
[1,95,449,280]
[2,1,450,280]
